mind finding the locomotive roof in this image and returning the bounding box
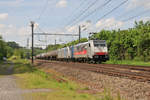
[75,40,106,46]
[75,41,89,46]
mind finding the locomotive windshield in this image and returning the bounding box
[94,44,106,47]
[93,40,106,47]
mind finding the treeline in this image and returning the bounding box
[0,37,31,60]
[90,21,150,61]
[0,36,9,60]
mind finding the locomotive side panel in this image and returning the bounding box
[73,42,88,58]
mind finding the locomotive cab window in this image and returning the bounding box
[94,44,106,47]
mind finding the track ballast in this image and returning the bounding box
[36,60,150,83]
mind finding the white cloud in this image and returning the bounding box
[0,24,31,46]
[66,21,92,33]
[127,0,150,9]
[96,18,124,29]
[0,13,8,20]
[8,24,13,28]
[66,26,77,33]
[139,17,150,22]
[56,0,67,8]
[3,25,30,37]
[34,23,39,29]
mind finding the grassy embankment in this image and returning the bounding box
[105,60,150,66]
[0,61,11,75]
[12,59,122,100]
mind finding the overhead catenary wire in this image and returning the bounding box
[115,6,144,20]
[34,25,80,48]
[35,0,110,40]
[65,0,128,35]
[36,26,47,43]
[37,0,59,21]
[37,0,49,21]
[33,0,149,48]
[35,24,80,46]
[35,26,49,49]
[122,9,150,22]
[34,0,88,36]
[68,0,128,36]
[96,0,128,22]
[67,0,100,26]
[101,9,150,30]
[64,0,89,25]
[73,0,112,25]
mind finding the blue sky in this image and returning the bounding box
[0,0,150,48]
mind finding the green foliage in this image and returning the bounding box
[0,36,31,60]
[0,36,8,60]
[100,89,122,100]
[105,60,150,66]
[91,21,150,61]
[46,44,62,51]
[0,62,12,75]
[7,41,20,49]
[34,47,44,56]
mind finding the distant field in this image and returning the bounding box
[105,60,150,66]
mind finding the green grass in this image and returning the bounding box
[13,59,100,100]
[25,92,97,100]
[105,60,150,66]
[16,71,78,90]
[13,59,124,100]
[0,62,11,75]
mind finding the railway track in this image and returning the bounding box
[35,60,150,82]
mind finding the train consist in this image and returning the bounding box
[36,40,109,63]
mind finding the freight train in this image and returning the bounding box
[36,40,109,63]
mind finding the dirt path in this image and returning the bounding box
[0,75,24,100]
[0,62,52,100]
[0,62,24,100]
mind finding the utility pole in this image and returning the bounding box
[26,38,30,59]
[31,21,34,64]
[45,36,48,53]
[27,38,29,49]
[79,25,81,43]
[55,39,56,45]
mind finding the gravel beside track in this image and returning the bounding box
[35,60,150,100]
[36,60,150,82]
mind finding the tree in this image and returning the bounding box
[7,41,20,49]
[0,36,7,60]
